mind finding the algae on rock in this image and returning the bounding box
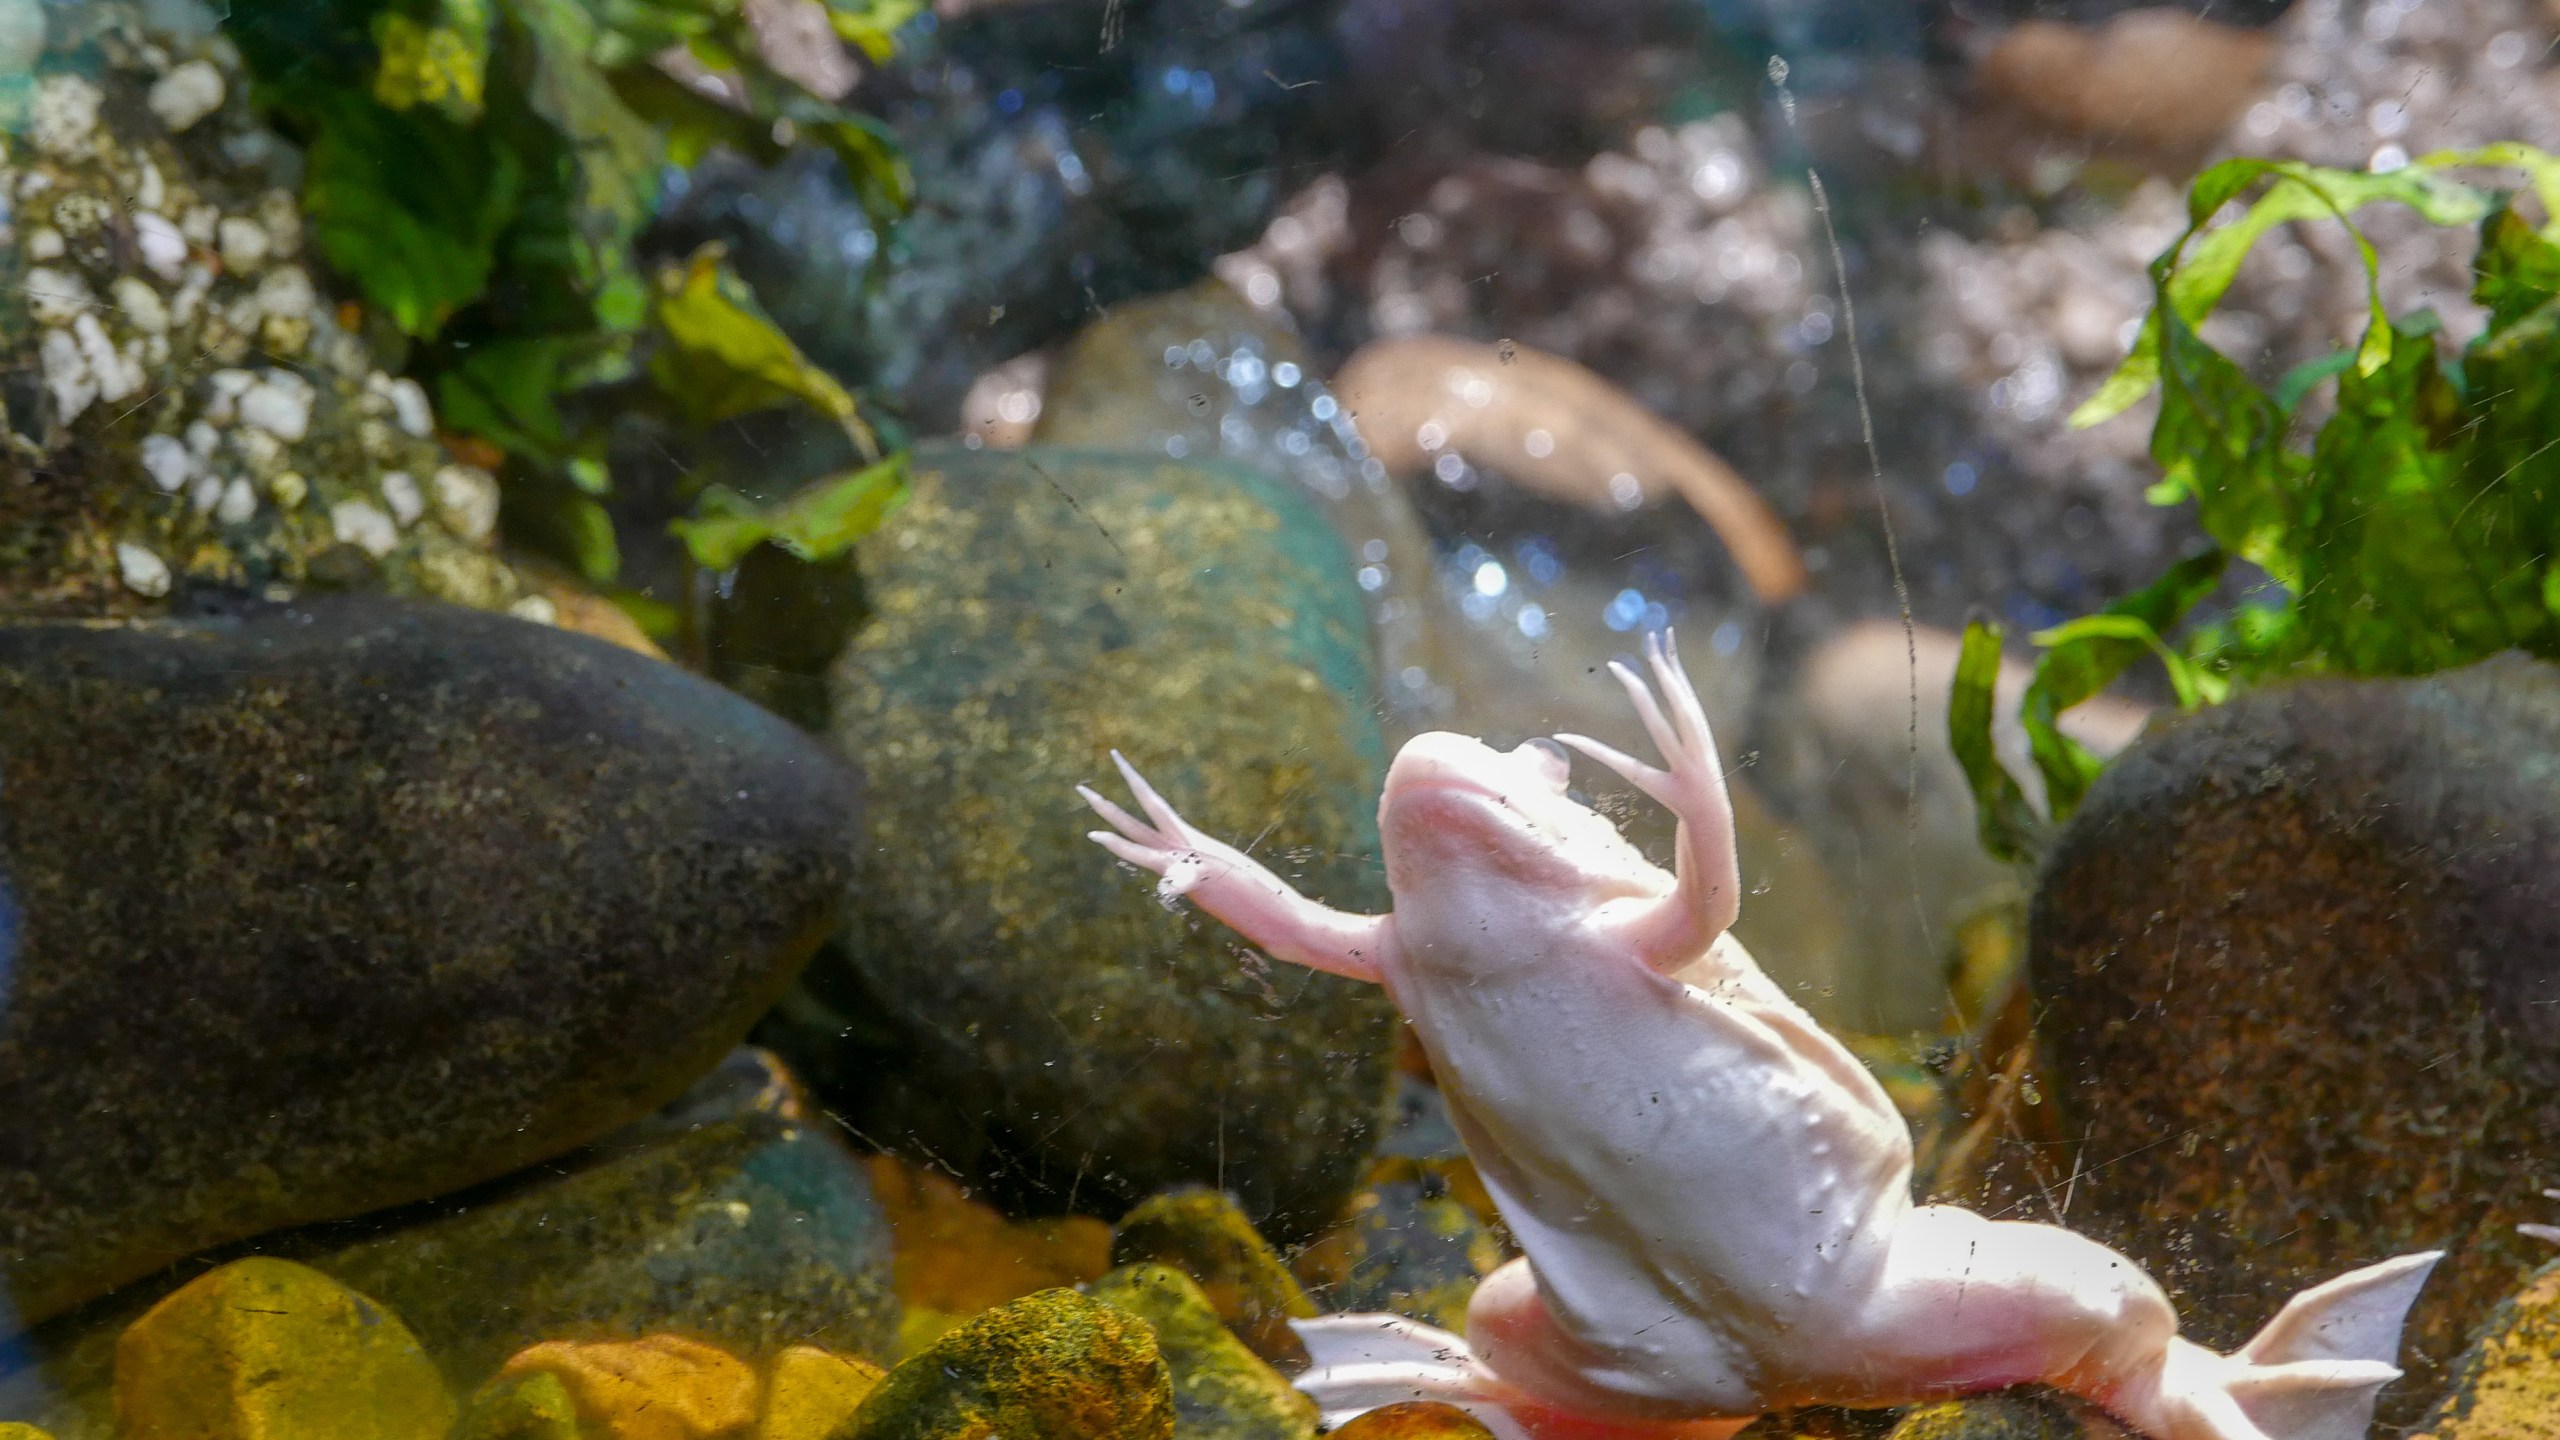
[765,443,1398,1236]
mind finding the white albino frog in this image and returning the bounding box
[1082,632,2440,1440]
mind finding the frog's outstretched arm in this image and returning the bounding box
[1082,751,1398,983]
[1554,629,1743,972]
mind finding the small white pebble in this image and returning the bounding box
[257,188,302,259]
[74,315,142,403]
[113,276,170,336]
[139,433,194,492]
[215,475,258,525]
[509,595,560,625]
[23,265,92,325]
[148,60,226,133]
[256,264,315,323]
[386,377,432,437]
[180,204,219,244]
[237,369,314,441]
[189,474,223,514]
[433,464,499,542]
[201,367,255,422]
[331,499,399,558]
[31,75,104,159]
[216,215,269,272]
[185,419,220,457]
[115,541,172,598]
[379,469,425,526]
[23,225,63,261]
[129,159,166,213]
[133,211,188,280]
[229,424,283,473]
[39,328,95,421]
[269,471,307,509]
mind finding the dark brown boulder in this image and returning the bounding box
[2026,653,2560,1421]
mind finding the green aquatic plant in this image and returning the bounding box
[225,0,919,598]
[1955,146,2560,862]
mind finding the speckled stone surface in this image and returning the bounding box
[849,1288,1172,1440]
[2026,654,2560,1421]
[763,443,1395,1237]
[1883,1391,2130,1440]
[2418,1258,2560,1440]
[0,596,863,1326]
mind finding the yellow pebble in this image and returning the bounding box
[499,1334,761,1440]
[0,1424,58,1440]
[756,1345,885,1440]
[113,1257,455,1440]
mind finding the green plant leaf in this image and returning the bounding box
[670,454,909,571]
[510,0,665,311]
[2073,158,2491,428]
[372,0,493,120]
[435,336,576,456]
[2473,199,2560,333]
[2011,548,2226,823]
[1949,618,2046,866]
[820,0,924,62]
[651,244,879,453]
[297,86,524,338]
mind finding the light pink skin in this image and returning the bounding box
[1083,632,2433,1440]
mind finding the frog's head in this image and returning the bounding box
[1378,731,1669,903]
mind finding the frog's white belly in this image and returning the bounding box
[1385,934,1912,1408]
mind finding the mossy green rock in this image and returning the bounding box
[2028,655,2560,1418]
[1883,1392,2129,1440]
[765,443,1396,1234]
[2416,1259,2560,1440]
[0,596,863,1325]
[454,1372,583,1440]
[848,1288,1172,1440]
[111,1258,456,1440]
[0,1051,895,1436]
[1089,1265,1316,1440]
[1113,1189,1315,1366]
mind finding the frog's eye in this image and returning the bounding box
[1513,738,1573,793]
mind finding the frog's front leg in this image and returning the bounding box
[1555,629,1743,971]
[1082,751,1398,983]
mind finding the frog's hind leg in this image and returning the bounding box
[1292,1267,1754,1440]
[1465,1260,1760,1439]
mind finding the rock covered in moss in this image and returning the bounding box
[0,1426,57,1440]
[1883,1391,2130,1440]
[0,596,864,1324]
[848,1289,1172,1440]
[2416,1259,2560,1440]
[1089,1266,1316,1440]
[756,1347,884,1440]
[454,1371,583,1440]
[0,2,530,619]
[1113,1188,1316,1366]
[111,1259,455,1440]
[762,443,1397,1235]
[1324,1403,1499,1440]
[497,1335,760,1440]
[2027,655,2560,1415]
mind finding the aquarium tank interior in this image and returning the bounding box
[3,0,2560,1436]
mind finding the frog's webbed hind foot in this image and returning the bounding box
[2519,1188,2560,1245]
[2130,1252,2440,1440]
[1293,1314,1751,1440]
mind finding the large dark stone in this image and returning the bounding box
[0,596,863,1326]
[761,444,1397,1237]
[2026,653,2560,1419]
